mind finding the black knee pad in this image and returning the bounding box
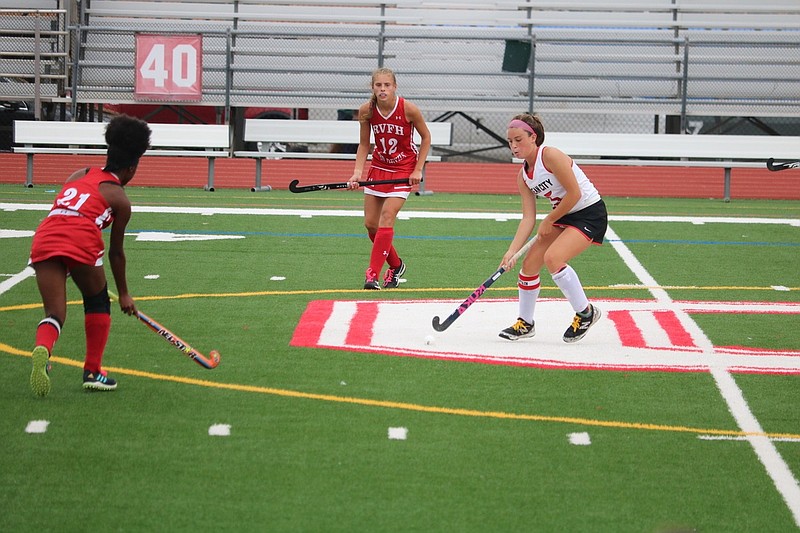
[83,284,111,314]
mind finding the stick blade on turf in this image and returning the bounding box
[431,316,452,332]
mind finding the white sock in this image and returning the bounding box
[517,272,540,324]
[551,265,589,313]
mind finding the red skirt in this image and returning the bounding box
[30,214,105,267]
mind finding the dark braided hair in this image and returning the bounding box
[104,115,151,173]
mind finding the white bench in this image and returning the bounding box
[14,121,230,191]
[234,119,453,194]
[513,132,800,202]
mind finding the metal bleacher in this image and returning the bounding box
[66,0,800,118]
[1,0,799,159]
[0,2,67,116]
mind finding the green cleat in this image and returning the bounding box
[30,346,52,397]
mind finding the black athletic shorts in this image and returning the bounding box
[553,199,608,244]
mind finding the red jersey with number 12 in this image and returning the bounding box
[30,168,120,267]
[370,96,418,174]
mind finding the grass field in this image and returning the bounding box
[1,184,799,532]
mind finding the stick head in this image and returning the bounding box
[431,316,449,332]
[209,350,221,367]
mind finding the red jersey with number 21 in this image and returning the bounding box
[30,168,120,267]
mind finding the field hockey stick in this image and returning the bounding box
[108,290,220,369]
[432,236,538,332]
[766,158,800,171]
[289,178,410,193]
[133,311,220,369]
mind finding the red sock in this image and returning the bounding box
[35,318,61,352]
[84,313,111,373]
[385,244,400,269]
[369,227,394,274]
[368,229,400,268]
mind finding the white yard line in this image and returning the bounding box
[606,224,800,527]
[1,203,799,226]
[0,266,34,296]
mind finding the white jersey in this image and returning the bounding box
[522,145,601,213]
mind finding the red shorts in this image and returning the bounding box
[30,214,106,267]
[364,167,412,198]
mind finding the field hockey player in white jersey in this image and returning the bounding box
[499,113,608,343]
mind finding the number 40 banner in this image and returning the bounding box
[135,34,202,101]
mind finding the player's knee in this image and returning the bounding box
[83,284,111,314]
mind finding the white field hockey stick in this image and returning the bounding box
[432,236,538,332]
[766,158,800,171]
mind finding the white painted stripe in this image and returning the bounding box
[635,311,673,348]
[208,424,231,436]
[568,432,591,445]
[25,420,49,434]
[318,301,357,346]
[710,366,800,526]
[699,435,800,443]
[3,203,798,226]
[0,229,35,238]
[607,224,800,527]
[132,232,244,242]
[772,285,790,292]
[388,427,408,440]
[0,266,34,296]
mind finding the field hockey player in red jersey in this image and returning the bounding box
[347,67,432,290]
[500,113,608,343]
[28,115,151,396]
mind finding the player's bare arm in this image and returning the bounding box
[64,168,89,183]
[405,101,431,184]
[101,183,135,315]
[348,103,373,188]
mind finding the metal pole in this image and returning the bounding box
[377,3,386,68]
[225,28,231,127]
[34,12,42,120]
[723,167,731,203]
[680,38,689,134]
[528,35,536,114]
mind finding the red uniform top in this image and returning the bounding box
[367,97,418,194]
[30,168,120,267]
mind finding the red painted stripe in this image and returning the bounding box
[289,299,334,347]
[345,301,380,346]
[605,310,647,348]
[653,311,696,347]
